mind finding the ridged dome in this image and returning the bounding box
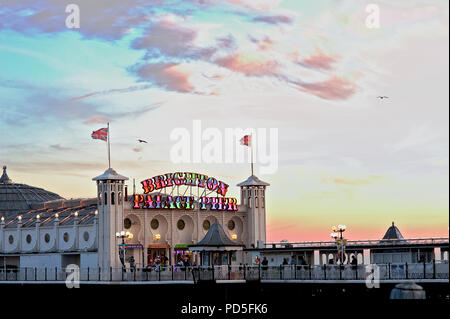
[0,166,63,218]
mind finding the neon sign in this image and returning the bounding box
[133,195,237,211]
[134,173,238,211]
[140,172,229,197]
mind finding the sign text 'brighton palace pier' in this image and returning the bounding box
[133,172,238,212]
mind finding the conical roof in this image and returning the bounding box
[0,165,11,184]
[92,168,128,181]
[191,222,243,247]
[382,222,405,240]
[0,166,63,218]
[237,175,270,187]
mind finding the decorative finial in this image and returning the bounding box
[392,221,395,226]
[0,165,11,183]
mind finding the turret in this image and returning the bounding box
[237,175,269,248]
[93,168,128,269]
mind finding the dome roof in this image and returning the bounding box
[382,222,405,240]
[0,166,63,218]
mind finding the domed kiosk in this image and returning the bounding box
[0,165,63,218]
[381,222,405,242]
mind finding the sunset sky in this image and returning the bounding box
[0,0,448,242]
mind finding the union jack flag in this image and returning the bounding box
[91,127,108,142]
[240,135,251,147]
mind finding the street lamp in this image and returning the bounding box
[116,231,133,243]
[116,231,133,270]
[331,225,347,264]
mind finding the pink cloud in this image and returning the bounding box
[297,50,338,71]
[83,116,109,125]
[215,53,278,76]
[133,63,195,93]
[299,76,356,100]
[250,36,276,51]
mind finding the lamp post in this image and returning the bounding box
[116,231,133,270]
[330,225,347,265]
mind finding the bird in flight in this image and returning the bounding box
[377,96,389,99]
[138,139,148,144]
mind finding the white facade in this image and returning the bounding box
[0,168,269,269]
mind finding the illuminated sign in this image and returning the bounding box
[133,194,237,211]
[141,172,229,197]
[134,172,237,212]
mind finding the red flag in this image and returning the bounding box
[91,127,108,142]
[240,135,251,147]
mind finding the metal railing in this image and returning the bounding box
[264,237,449,249]
[0,261,448,283]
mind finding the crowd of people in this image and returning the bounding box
[142,254,197,271]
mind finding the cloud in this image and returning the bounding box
[296,50,338,71]
[83,116,110,125]
[69,84,153,102]
[253,14,294,25]
[188,0,283,11]
[249,36,276,51]
[298,76,357,100]
[82,102,164,124]
[0,0,165,40]
[132,62,195,92]
[131,16,216,60]
[50,144,74,151]
[224,0,283,11]
[323,175,383,186]
[215,53,278,76]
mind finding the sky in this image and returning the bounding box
[0,0,448,242]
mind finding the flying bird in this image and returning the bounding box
[138,139,148,144]
[377,96,389,99]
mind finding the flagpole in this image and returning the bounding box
[107,122,111,169]
[251,133,254,176]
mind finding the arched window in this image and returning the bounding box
[255,197,258,208]
[104,192,108,205]
[111,192,115,205]
[248,197,252,208]
[98,193,102,205]
[262,197,265,208]
[118,192,122,204]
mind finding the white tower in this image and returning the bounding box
[93,168,128,269]
[238,175,270,249]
